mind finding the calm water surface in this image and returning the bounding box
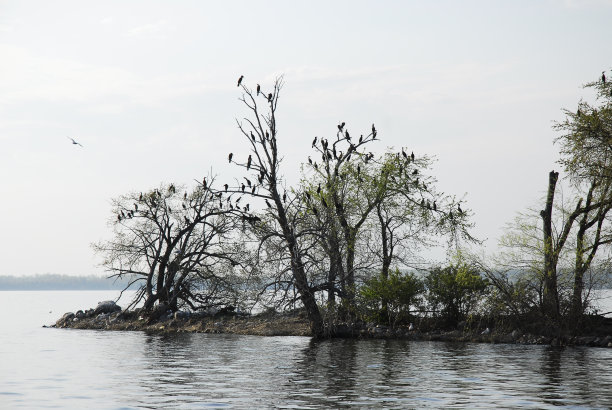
[1,291,612,409]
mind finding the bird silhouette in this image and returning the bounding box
[228,153,233,163]
[312,137,317,147]
[247,155,252,170]
[250,132,256,142]
[245,177,252,187]
[237,75,244,87]
[224,184,229,191]
[603,71,606,84]
[256,84,261,95]
[267,93,273,102]
[241,184,245,192]
[411,151,415,161]
[458,204,463,214]
[251,186,256,194]
[67,136,83,147]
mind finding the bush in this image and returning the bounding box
[425,263,489,326]
[359,269,424,327]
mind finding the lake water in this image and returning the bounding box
[2,291,612,409]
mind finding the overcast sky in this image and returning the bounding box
[1,0,611,276]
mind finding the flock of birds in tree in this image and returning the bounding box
[116,75,464,228]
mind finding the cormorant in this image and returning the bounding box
[139,193,143,201]
[134,204,138,211]
[251,186,256,194]
[117,214,121,221]
[308,156,313,165]
[603,71,606,84]
[245,177,252,187]
[251,132,256,142]
[224,184,229,191]
[359,135,363,143]
[184,192,187,200]
[345,130,350,140]
[241,184,245,192]
[256,84,261,95]
[121,211,126,218]
[283,192,287,203]
[237,75,244,87]
[338,122,345,131]
[182,203,186,209]
[247,155,252,170]
[228,153,233,163]
[458,204,463,213]
[411,151,415,161]
[312,137,317,147]
[267,93,273,102]
[402,150,408,160]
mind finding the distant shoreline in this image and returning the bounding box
[0,274,134,291]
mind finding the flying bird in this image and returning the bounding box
[237,75,244,87]
[67,136,83,147]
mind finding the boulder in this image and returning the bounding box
[56,312,74,327]
[94,300,121,315]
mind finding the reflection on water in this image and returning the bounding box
[2,291,612,408]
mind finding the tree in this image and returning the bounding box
[93,180,243,319]
[233,77,325,337]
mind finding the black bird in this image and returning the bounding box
[338,122,345,132]
[357,164,361,176]
[312,137,317,147]
[251,186,256,194]
[372,123,376,134]
[228,153,233,163]
[224,184,229,191]
[411,151,415,161]
[202,178,207,189]
[449,210,453,219]
[359,135,363,143]
[412,169,418,175]
[458,203,463,214]
[603,71,606,84]
[345,130,350,141]
[247,155,252,170]
[314,163,318,170]
[139,193,143,201]
[317,183,321,194]
[67,136,83,147]
[308,156,313,165]
[134,203,138,211]
[237,75,244,87]
[577,108,582,117]
[184,192,187,200]
[245,177,252,187]
[241,184,245,192]
[251,131,256,142]
[267,93,273,102]
[402,150,408,160]
[117,214,121,221]
[121,211,126,218]
[433,201,437,211]
[283,192,287,203]
[246,204,250,211]
[256,84,261,95]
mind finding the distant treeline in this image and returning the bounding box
[0,274,135,290]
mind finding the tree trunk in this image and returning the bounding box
[541,170,560,320]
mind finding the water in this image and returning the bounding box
[2,291,612,409]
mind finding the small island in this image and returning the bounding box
[54,74,612,348]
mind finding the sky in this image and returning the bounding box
[1,0,611,277]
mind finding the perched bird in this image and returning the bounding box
[267,93,273,102]
[247,155,252,170]
[308,156,313,165]
[411,151,415,161]
[241,184,245,192]
[228,153,233,163]
[312,137,317,147]
[139,193,143,201]
[251,186,256,194]
[237,75,244,87]
[256,84,261,95]
[202,178,207,189]
[184,192,187,200]
[251,131,256,142]
[345,130,350,141]
[603,71,606,84]
[67,136,83,147]
[283,192,287,203]
[458,203,463,214]
[317,183,321,194]
[359,135,363,143]
[245,177,252,187]
[338,122,345,132]
[224,184,229,191]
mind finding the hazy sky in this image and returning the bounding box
[1,0,611,276]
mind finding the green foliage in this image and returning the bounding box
[425,262,489,325]
[359,268,424,326]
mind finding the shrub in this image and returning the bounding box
[359,269,424,327]
[425,263,489,326]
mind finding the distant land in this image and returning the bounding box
[0,274,136,291]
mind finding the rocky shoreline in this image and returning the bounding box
[49,300,612,348]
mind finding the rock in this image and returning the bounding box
[174,311,190,320]
[94,301,121,315]
[55,312,74,327]
[75,310,85,319]
[511,330,520,339]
